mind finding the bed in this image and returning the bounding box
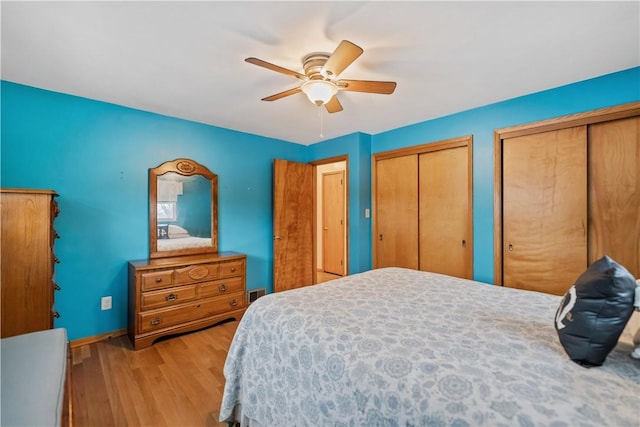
[219,267,639,426]
[157,224,212,251]
[156,235,212,251]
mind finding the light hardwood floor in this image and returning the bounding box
[316,271,342,283]
[71,320,239,427]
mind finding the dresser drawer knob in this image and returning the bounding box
[229,299,238,307]
[150,317,162,326]
[165,293,177,302]
[230,267,236,272]
[155,278,163,283]
[218,284,227,292]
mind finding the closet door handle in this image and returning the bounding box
[379,234,383,241]
[462,240,466,248]
[508,244,513,252]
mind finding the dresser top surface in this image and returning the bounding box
[129,251,246,269]
[1,188,58,196]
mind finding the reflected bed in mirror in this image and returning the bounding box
[149,159,218,259]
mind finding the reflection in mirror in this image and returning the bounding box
[149,159,218,259]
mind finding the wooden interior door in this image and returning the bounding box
[322,171,345,275]
[588,116,640,277]
[502,126,587,295]
[419,146,471,278]
[374,155,419,269]
[273,159,314,292]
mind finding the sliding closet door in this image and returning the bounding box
[588,116,640,278]
[419,146,471,278]
[502,126,587,295]
[374,155,419,269]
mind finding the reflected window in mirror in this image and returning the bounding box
[149,159,218,259]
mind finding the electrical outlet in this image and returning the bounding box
[101,296,112,310]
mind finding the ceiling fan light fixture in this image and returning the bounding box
[301,80,338,106]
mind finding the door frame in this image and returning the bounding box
[493,101,640,286]
[311,155,349,278]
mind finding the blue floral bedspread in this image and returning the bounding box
[220,268,639,426]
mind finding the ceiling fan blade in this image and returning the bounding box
[261,87,302,102]
[245,57,306,80]
[337,79,397,94]
[321,40,364,78]
[325,96,343,113]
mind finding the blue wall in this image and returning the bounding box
[1,81,305,340]
[2,66,638,341]
[371,67,640,284]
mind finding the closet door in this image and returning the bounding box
[502,126,587,295]
[375,155,419,269]
[419,146,471,278]
[588,116,640,277]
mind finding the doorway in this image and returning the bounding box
[315,159,348,282]
[316,161,348,281]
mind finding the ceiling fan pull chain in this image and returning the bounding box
[319,106,324,138]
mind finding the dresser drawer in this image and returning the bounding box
[141,270,174,291]
[199,277,244,299]
[138,293,245,333]
[219,260,244,278]
[174,263,220,285]
[141,285,197,310]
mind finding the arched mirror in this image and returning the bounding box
[149,158,218,259]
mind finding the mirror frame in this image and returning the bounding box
[149,158,218,259]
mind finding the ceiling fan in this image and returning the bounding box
[245,40,397,113]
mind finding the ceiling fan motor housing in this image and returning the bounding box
[302,52,331,80]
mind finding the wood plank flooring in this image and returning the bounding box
[71,320,239,427]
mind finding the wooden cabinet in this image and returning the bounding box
[373,136,473,279]
[1,189,60,338]
[495,103,639,295]
[128,252,247,349]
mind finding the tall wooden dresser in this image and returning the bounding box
[1,189,60,338]
[128,252,247,349]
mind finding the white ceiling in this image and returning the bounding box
[2,1,639,145]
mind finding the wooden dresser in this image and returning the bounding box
[128,252,247,349]
[1,188,60,338]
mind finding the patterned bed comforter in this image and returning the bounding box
[219,268,640,426]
